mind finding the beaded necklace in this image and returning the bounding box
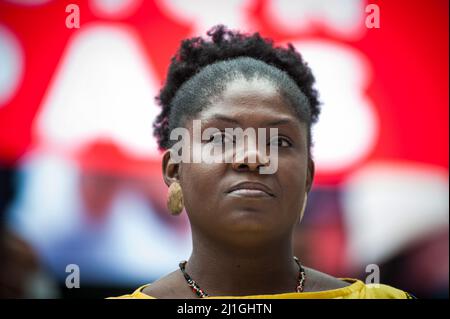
[178,256,306,298]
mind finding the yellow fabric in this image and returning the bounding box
[109,279,410,299]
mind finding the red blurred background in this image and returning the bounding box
[0,0,448,298]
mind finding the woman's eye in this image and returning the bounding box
[269,137,292,147]
[208,132,234,145]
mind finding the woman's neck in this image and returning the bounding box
[184,231,300,297]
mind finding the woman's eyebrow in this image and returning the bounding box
[201,115,240,126]
[201,114,298,127]
[264,118,298,127]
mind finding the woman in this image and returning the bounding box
[112,25,413,299]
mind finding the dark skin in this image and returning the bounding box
[143,78,350,298]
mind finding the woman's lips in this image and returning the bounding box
[226,181,275,198]
[227,188,272,198]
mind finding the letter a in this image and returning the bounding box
[66,4,80,29]
[365,4,380,29]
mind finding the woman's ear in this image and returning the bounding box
[306,158,315,193]
[162,149,181,187]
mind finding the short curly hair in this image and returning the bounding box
[153,25,321,155]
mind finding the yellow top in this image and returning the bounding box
[109,279,414,299]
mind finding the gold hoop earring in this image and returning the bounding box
[167,182,184,215]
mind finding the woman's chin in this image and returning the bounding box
[223,209,276,232]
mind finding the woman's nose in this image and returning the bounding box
[231,146,270,172]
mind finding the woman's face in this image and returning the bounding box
[163,78,314,247]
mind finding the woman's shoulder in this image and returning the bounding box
[361,282,416,299]
[142,270,195,298]
[107,285,155,299]
[108,270,195,299]
[303,266,413,299]
[303,266,352,291]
